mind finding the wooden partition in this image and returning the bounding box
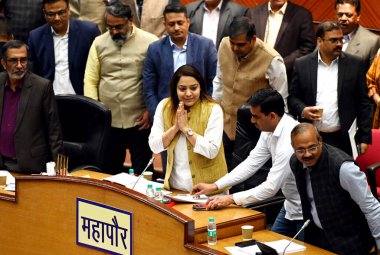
[0,175,216,255]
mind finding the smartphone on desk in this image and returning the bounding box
[235,239,257,247]
[192,203,208,211]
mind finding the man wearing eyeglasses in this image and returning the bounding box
[84,1,157,175]
[28,0,100,95]
[0,40,63,173]
[288,20,372,156]
[290,123,380,255]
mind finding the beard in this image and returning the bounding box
[8,69,27,80]
[111,30,131,47]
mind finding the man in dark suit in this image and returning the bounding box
[289,123,380,255]
[28,0,100,95]
[187,0,247,49]
[246,0,315,80]
[143,2,217,122]
[0,40,63,173]
[288,21,372,155]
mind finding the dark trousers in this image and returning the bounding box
[104,126,153,175]
[319,131,352,156]
[223,132,235,172]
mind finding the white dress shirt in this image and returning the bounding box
[215,114,302,220]
[170,36,188,72]
[51,26,76,95]
[305,161,380,249]
[149,99,224,192]
[201,0,223,46]
[315,51,340,132]
[212,55,288,111]
[264,1,287,48]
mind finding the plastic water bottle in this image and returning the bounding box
[129,168,134,176]
[146,184,155,198]
[154,187,163,202]
[207,217,217,245]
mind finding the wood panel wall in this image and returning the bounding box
[180,0,380,31]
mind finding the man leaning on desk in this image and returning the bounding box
[192,88,303,240]
[0,40,63,173]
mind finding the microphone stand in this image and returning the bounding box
[132,157,155,190]
[282,219,310,254]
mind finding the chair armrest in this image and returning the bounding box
[70,165,103,173]
[242,195,285,210]
[366,162,380,200]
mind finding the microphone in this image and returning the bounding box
[282,219,310,254]
[132,157,155,190]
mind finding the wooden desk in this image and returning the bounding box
[0,171,335,254]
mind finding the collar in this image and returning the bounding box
[5,77,24,89]
[169,35,188,50]
[272,114,290,138]
[345,27,357,41]
[317,50,339,66]
[51,22,70,37]
[202,0,223,12]
[268,1,288,14]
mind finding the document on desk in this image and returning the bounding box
[102,173,170,195]
[225,239,306,255]
[0,170,15,191]
[165,194,208,203]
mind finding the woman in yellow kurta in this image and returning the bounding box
[149,65,228,193]
[367,48,380,129]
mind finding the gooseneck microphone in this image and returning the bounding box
[132,157,155,190]
[282,219,311,255]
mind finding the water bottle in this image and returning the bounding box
[146,184,155,198]
[154,187,163,202]
[129,168,135,176]
[207,217,217,245]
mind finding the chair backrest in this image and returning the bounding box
[55,94,111,171]
[356,129,380,196]
[231,105,272,192]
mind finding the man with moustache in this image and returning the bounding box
[288,21,372,156]
[192,89,304,240]
[28,0,100,95]
[84,1,157,175]
[335,0,380,70]
[289,123,380,255]
[0,40,63,173]
[143,2,217,123]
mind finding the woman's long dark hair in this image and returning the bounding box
[166,65,215,121]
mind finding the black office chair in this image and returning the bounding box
[231,105,285,224]
[55,94,111,172]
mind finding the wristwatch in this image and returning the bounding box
[186,128,194,137]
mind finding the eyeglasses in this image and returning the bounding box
[322,37,343,44]
[295,143,320,155]
[44,9,68,19]
[6,57,28,65]
[105,23,127,31]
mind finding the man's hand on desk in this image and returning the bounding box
[206,195,234,210]
[191,183,218,197]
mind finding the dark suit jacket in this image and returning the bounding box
[28,19,100,95]
[143,32,217,121]
[0,72,63,173]
[246,1,315,77]
[288,51,372,144]
[187,0,247,49]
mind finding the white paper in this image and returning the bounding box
[348,118,358,159]
[102,172,170,195]
[0,170,15,191]
[240,239,306,254]
[165,193,208,203]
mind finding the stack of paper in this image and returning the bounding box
[0,170,16,191]
[103,172,170,195]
